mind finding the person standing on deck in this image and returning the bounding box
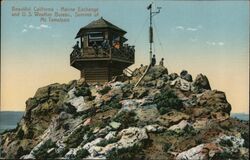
[73,41,80,50]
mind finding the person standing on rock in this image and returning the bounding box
[151,54,156,66]
[159,58,164,66]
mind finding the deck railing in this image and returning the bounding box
[70,46,135,64]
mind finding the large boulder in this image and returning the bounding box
[109,121,121,130]
[157,111,190,127]
[180,70,193,82]
[150,65,168,78]
[169,73,179,80]
[180,70,188,78]
[117,127,148,147]
[193,74,211,92]
[142,65,168,83]
[34,83,67,102]
[144,124,165,133]
[176,143,222,160]
[82,127,148,159]
[100,127,148,155]
[135,104,159,123]
[197,90,231,115]
[66,88,93,112]
[170,77,191,91]
[168,120,192,131]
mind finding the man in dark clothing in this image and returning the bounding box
[151,54,156,66]
[102,38,110,50]
[159,58,164,66]
[73,41,80,50]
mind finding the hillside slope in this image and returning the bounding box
[1,65,249,159]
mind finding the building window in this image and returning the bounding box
[87,32,104,47]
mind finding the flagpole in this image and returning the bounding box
[149,3,153,64]
[147,3,161,64]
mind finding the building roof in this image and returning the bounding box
[76,17,127,38]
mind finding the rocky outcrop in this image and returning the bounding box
[176,135,246,160]
[0,65,248,160]
[180,70,193,82]
[193,74,211,92]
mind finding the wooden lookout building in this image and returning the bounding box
[70,17,135,83]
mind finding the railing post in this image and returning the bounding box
[110,48,112,59]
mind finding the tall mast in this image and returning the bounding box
[147,3,161,64]
[149,4,153,63]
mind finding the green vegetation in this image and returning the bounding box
[106,144,143,160]
[162,130,177,137]
[113,111,137,129]
[98,86,111,95]
[159,107,168,115]
[74,87,91,97]
[162,143,172,152]
[162,127,198,137]
[122,84,133,98]
[176,127,198,137]
[219,139,233,147]
[16,128,24,139]
[96,137,119,147]
[58,148,69,157]
[33,139,58,159]
[25,129,34,139]
[241,132,249,148]
[212,151,238,160]
[154,89,182,115]
[75,149,90,159]
[182,126,197,136]
[15,147,29,159]
[108,99,122,109]
[64,126,91,148]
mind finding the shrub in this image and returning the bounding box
[113,111,137,129]
[75,149,89,159]
[109,99,122,109]
[96,137,119,147]
[58,147,69,157]
[64,126,90,148]
[33,139,57,159]
[159,107,169,115]
[154,89,182,115]
[241,132,249,148]
[212,151,238,160]
[25,130,34,139]
[183,126,197,136]
[75,87,91,97]
[16,129,24,139]
[15,147,29,159]
[64,104,77,114]
[163,130,176,136]
[175,126,198,137]
[98,86,111,95]
[219,139,233,147]
[162,143,172,152]
[106,144,143,160]
[87,134,96,142]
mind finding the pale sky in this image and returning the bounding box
[1,0,249,113]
